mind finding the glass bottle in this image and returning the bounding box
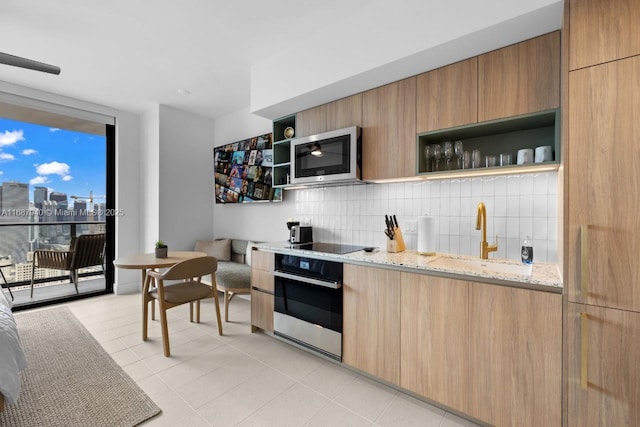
[521,236,533,264]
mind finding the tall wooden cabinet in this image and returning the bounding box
[565,48,640,424]
[566,303,640,426]
[569,0,640,70]
[478,31,560,122]
[343,264,400,385]
[567,56,640,312]
[362,77,417,181]
[400,273,469,414]
[468,282,562,427]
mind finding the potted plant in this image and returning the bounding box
[155,240,168,258]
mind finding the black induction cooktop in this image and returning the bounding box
[291,242,366,254]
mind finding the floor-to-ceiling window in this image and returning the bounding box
[0,100,114,309]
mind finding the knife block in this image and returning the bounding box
[386,228,406,253]
[394,227,407,252]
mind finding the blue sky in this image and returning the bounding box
[0,118,106,203]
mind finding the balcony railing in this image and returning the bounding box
[0,221,107,305]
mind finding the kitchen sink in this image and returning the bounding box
[428,256,533,276]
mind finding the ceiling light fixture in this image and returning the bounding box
[177,88,191,95]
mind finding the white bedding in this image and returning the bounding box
[0,290,27,404]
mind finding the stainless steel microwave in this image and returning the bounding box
[290,126,361,185]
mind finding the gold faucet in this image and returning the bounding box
[476,202,498,259]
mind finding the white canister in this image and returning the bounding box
[517,148,534,165]
[417,215,436,255]
[534,145,553,163]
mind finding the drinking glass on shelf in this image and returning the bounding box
[500,153,513,166]
[454,141,464,169]
[423,145,432,172]
[463,151,471,169]
[432,144,442,171]
[443,141,454,170]
[485,155,498,167]
[471,149,482,168]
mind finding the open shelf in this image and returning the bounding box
[272,115,296,188]
[416,109,560,176]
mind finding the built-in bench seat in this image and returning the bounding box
[195,238,255,322]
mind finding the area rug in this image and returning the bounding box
[0,306,161,426]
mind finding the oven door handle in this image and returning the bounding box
[273,270,342,289]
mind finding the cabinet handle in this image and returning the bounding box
[580,225,589,297]
[581,312,589,390]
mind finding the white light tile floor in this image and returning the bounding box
[63,293,483,427]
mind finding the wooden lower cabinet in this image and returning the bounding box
[400,273,469,413]
[250,251,274,332]
[250,288,273,332]
[567,303,640,426]
[468,282,562,426]
[343,264,401,385]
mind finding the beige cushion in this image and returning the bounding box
[194,239,231,261]
[245,241,256,266]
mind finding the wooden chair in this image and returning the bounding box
[30,233,106,297]
[144,256,223,357]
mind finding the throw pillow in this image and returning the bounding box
[245,241,256,266]
[194,239,231,261]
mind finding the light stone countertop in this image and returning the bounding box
[256,241,563,292]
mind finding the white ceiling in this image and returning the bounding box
[0,0,562,121]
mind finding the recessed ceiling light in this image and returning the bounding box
[177,89,191,95]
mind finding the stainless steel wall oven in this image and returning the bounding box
[273,253,343,361]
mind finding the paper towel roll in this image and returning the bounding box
[417,215,436,255]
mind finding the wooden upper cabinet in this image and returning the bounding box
[417,58,478,133]
[400,273,469,414]
[478,32,560,122]
[326,93,362,131]
[296,104,327,137]
[343,264,400,385]
[569,0,640,70]
[469,283,562,427]
[362,77,417,180]
[567,56,640,312]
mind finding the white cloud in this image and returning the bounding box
[22,149,37,155]
[36,161,70,176]
[0,171,4,175]
[0,130,25,146]
[0,153,15,161]
[30,176,49,185]
[62,175,73,182]
[49,128,61,132]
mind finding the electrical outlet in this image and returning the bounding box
[404,220,417,234]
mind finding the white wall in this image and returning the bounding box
[212,107,296,242]
[158,105,215,250]
[114,110,142,294]
[139,107,160,252]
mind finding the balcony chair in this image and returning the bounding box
[30,233,106,297]
[144,256,223,357]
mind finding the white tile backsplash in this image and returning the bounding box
[293,172,559,262]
